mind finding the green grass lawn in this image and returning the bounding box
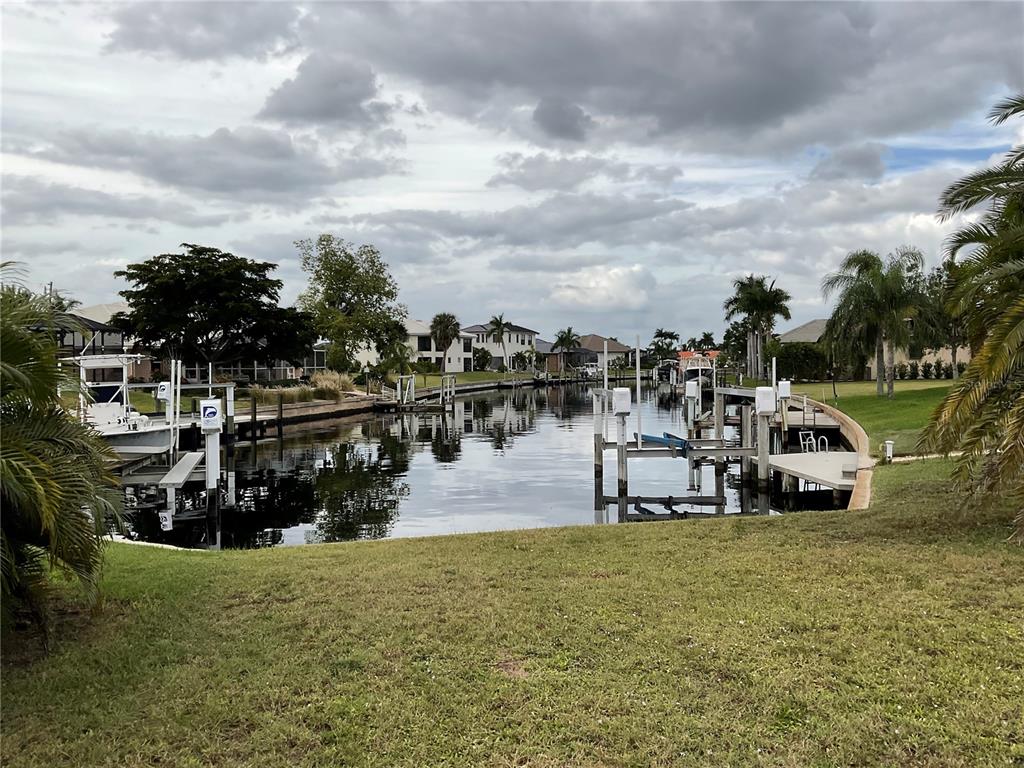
[790,380,952,457]
[3,459,1021,767]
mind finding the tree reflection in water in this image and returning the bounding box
[308,435,411,543]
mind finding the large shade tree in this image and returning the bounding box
[1,270,121,631]
[114,244,314,367]
[429,313,461,374]
[722,275,791,381]
[922,93,1024,540]
[297,236,406,371]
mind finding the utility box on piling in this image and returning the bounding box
[777,380,791,400]
[684,380,699,400]
[755,386,775,415]
[612,387,631,415]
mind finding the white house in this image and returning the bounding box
[462,322,538,369]
[354,318,475,373]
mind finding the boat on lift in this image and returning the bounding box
[66,354,184,459]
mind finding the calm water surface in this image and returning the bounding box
[135,384,769,548]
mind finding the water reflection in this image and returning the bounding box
[136,385,778,549]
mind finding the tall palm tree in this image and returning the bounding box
[699,331,716,351]
[553,327,581,373]
[822,248,925,399]
[922,93,1024,539]
[652,328,679,344]
[429,313,461,374]
[487,314,513,370]
[684,336,700,351]
[723,274,791,381]
[1,270,121,629]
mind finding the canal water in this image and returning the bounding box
[131,384,771,549]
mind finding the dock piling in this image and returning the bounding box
[616,413,628,522]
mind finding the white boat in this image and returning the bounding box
[67,354,183,459]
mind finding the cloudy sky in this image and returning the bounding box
[2,2,1021,342]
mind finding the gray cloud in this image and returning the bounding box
[258,53,395,128]
[811,143,887,181]
[487,152,682,191]
[532,97,595,142]
[24,126,401,201]
[105,1,299,60]
[297,3,1020,152]
[487,153,625,191]
[1,175,235,227]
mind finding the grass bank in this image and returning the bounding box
[3,459,1021,767]
[790,380,952,457]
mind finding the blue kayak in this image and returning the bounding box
[635,432,690,455]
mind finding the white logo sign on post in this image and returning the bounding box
[200,398,222,433]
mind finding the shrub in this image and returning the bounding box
[909,361,919,380]
[310,370,355,398]
[944,362,954,379]
[921,361,934,379]
[894,362,909,380]
[956,361,967,377]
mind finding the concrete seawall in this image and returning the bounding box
[810,397,874,510]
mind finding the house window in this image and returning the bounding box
[417,335,432,352]
[463,338,472,352]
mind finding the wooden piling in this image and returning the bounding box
[740,405,752,479]
[616,413,628,522]
[757,413,771,493]
[276,391,284,439]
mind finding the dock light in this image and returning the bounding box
[156,381,171,401]
[755,386,775,416]
[612,387,632,415]
[777,380,791,400]
[884,440,894,463]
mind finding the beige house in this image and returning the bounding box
[778,318,969,380]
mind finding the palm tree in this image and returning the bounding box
[487,314,513,370]
[652,328,679,344]
[922,93,1024,539]
[1,270,121,632]
[553,327,581,373]
[429,313,461,374]
[699,331,716,351]
[723,275,791,381]
[684,336,700,351]
[822,248,925,399]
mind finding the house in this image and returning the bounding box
[776,318,970,380]
[778,319,828,344]
[63,304,154,382]
[578,334,632,370]
[462,322,538,369]
[543,333,633,373]
[354,318,475,373]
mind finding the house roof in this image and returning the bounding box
[678,350,720,359]
[535,339,554,354]
[68,313,120,333]
[778,319,828,344]
[578,334,631,353]
[462,322,538,335]
[76,302,129,325]
[405,318,473,338]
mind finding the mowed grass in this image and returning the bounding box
[790,380,952,457]
[3,459,1022,767]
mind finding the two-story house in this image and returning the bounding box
[462,322,538,369]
